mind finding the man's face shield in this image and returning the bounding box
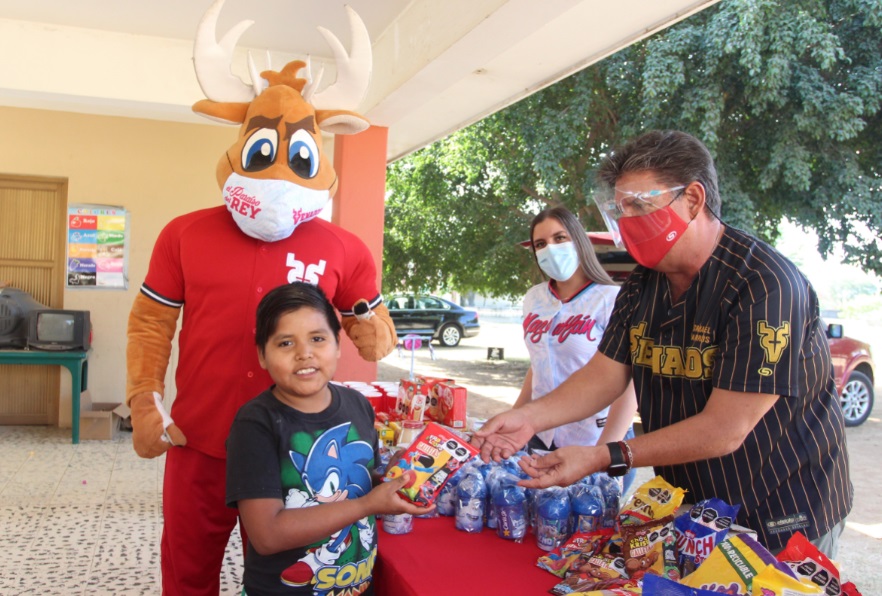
[592,185,686,248]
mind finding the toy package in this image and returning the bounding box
[384,422,478,507]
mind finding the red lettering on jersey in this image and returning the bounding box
[552,314,598,343]
[523,313,552,343]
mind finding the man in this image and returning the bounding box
[475,130,852,556]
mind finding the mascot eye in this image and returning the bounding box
[288,129,319,179]
[241,128,278,172]
[318,472,341,497]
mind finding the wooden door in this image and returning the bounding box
[0,174,68,424]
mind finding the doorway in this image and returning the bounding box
[0,174,68,424]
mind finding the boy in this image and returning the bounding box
[226,282,426,595]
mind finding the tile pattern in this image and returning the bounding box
[0,426,243,595]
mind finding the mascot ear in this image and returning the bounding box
[317,110,370,135]
[192,99,250,125]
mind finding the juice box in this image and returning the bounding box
[384,422,478,507]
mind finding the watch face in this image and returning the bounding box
[607,463,628,477]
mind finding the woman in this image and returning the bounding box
[515,206,638,492]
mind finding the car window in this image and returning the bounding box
[419,297,446,309]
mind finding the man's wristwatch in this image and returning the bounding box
[605,441,633,477]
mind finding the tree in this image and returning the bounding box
[383,0,882,299]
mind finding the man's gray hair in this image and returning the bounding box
[597,130,721,216]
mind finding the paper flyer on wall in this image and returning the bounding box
[66,204,129,289]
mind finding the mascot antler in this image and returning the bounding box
[193,0,371,112]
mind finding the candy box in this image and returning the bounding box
[396,379,429,420]
[428,381,468,429]
[384,422,478,507]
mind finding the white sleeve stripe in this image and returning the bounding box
[140,284,183,308]
[339,295,383,317]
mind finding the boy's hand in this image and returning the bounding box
[366,475,434,516]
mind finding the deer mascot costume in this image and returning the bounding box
[125,1,395,592]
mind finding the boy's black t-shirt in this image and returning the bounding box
[226,383,379,595]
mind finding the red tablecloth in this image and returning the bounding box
[374,515,560,596]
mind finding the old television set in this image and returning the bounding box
[28,309,91,351]
[0,287,48,349]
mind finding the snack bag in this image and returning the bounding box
[619,476,686,526]
[751,564,823,595]
[675,498,741,575]
[536,529,613,578]
[384,422,477,506]
[642,574,727,595]
[621,515,680,582]
[681,534,797,594]
[775,532,842,595]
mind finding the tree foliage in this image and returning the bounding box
[383,0,882,299]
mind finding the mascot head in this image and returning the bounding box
[191,0,372,242]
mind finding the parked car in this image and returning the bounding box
[386,295,480,347]
[826,322,875,426]
[581,233,877,426]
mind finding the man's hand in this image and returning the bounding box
[517,445,604,489]
[472,408,535,462]
[129,391,187,458]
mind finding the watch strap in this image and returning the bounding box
[605,441,629,477]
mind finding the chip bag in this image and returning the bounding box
[619,476,686,526]
[681,534,797,595]
[622,515,680,582]
[775,532,842,595]
[751,564,823,595]
[675,498,741,575]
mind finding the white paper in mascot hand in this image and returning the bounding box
[125,0,396,459]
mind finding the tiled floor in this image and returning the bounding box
[0,426,243,595]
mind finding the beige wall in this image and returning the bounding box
[0,105,239,427]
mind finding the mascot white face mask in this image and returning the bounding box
[223,172,329,242]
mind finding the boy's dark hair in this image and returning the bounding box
[255,282,341,353]
[597,130,721,216]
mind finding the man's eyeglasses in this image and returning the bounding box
[597,185,686,218]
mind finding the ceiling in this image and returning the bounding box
[0,0,721,162]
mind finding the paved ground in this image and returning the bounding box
[378,316,882,592]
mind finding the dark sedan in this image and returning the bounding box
[386,295,480,347]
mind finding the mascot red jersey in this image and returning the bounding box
[125,1,395,593]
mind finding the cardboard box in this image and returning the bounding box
[79,402,130,440]
[430,382,468,429]
[396,376,456,421]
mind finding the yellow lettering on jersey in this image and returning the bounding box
[660,346,685,376]
[757,321,790,364]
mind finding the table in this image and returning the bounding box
[0,349,90,444]
[375,515,560,595]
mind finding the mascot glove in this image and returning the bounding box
[349,316,394,361]
[129,391,187,459]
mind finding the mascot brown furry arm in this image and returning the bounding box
[125,294,187,458]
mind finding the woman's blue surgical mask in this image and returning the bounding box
[535,242,579,281]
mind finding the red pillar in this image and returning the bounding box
[332,125,389,381]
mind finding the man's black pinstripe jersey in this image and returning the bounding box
[599,225,852,551]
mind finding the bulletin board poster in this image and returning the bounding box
[66,204,129,289]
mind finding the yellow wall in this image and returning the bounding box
[0,105,238,427]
